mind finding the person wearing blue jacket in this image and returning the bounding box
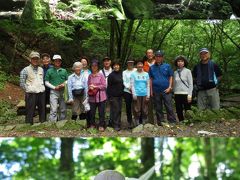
[149,50,176,125]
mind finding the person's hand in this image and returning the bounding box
[55,85,60,91]
[164,87,172,94]
[59,83,65,89]
[187,95,192,103]
[89,85,94,90]
[146,96,150,101]
[68,99,74,104]
[133,95,137,101]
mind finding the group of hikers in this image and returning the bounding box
[20,48,222,131]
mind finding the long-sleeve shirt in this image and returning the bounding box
[45,67,68,89]
[122,68,136,94]
[88,72,107,103]
[173,67,193,97]
[107,71,124,97]
[20,65,38,91]
[67,73,88,101]
[130,71,150,97]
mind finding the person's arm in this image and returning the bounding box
[146,76,150,99]
[214,64,222,82]
[45,81,56,90]
[130,74,137,100]
[67,76,73,101]
[83,76,88,99]
[19,68,27,91]
[164,65,173,94]
[122,71,128,89]
[187,70,193,102]
[45,70,56,90]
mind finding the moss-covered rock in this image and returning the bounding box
[122,0,154,19]
[185,106,240,123]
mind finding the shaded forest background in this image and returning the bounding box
[0,18,240,93]
[1,137,240,179]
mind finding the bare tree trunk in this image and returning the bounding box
[60,138,75,179]
[202,138,217,179]
[173,139,183,180]
[141,138,155,177]
[109,18,115,60]
[158,137,165,180]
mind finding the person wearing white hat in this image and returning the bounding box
[45,54,68,121]
[20,51,46,125]
[122,59,136,128]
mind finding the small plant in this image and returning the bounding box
[0,100,17,124]
[0,71,8,90]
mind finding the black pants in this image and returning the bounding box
[25,92,46,124]
[174,94,191,121]
[153,92,176,123]
[123,92,133,124]
[109,96,122,129]
[89,101,106,127]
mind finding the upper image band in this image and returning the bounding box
[0,0,239,20]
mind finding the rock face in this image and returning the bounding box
[0,0,26,11]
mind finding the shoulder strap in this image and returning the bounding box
[178,70,189,88]
[102,69,106,78]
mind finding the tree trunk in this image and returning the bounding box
[203,138,217,179]
[173,139,183,180]
[59,138,75,179]
[158,137,165,180]
[109,18,115,60]
[141,138,155,177]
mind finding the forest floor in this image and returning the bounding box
[0,83,240,137]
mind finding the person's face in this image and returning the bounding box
[146,49,154,59]
[177,60,185,68]
[81,59,88,68]
[42,56,50,66]
[113,64,120,72]
[31,57,40,67]
[155,55,164,64]
[127,62,134,69]
[54,59,62,68]
[74,66,82,75]
[91,64,99,73]
[200,52,210,61]
[136,62,143,70]
[103,60,111,68]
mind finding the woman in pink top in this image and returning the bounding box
[88,60,107,131]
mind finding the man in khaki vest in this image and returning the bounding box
[20,51,46,125]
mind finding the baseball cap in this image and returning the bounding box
[102,56,111,61]
[155,50,164,56]
[199,48,209,53]
[29,51,40,59]
[53,55,62,60]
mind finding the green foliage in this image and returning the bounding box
[21,0,52,22]
[0,101,17,124]
[0,71,8,90]
[56,2,69,11]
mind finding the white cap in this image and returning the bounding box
[53,54,62,60]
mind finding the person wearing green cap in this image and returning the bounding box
[20,51,46,125]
